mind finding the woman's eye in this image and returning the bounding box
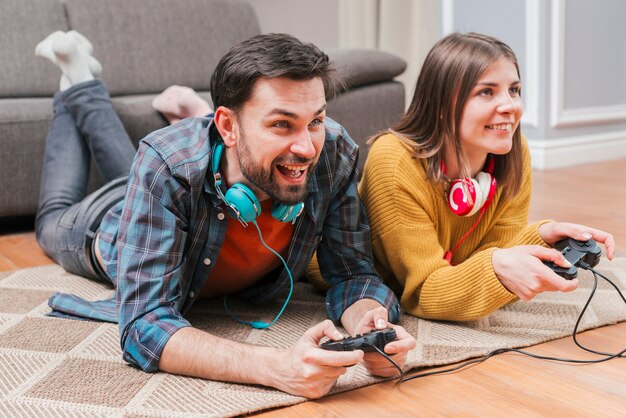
[478,88,493,96]
[509,86,521,96]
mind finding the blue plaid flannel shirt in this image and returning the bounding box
[48,115,400,372]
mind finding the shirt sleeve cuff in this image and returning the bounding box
[120,307,191,372]
[325,277,401,323]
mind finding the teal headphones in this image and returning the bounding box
[211,140,302,329]
[211,141,304,225]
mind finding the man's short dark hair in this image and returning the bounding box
[210,33,337,110]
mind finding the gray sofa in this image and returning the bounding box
[0,0,406,223]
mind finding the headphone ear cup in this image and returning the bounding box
[476,171,496,206]
[447,178,476,216]
[272,201,305,223]
[465,178,485,217]
[485,174,497,206]
[465,172,495,216]
[224,183,261,222]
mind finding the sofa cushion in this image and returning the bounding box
[327,49,407,91]
[112,92,212,145]
[0,0,69,97]
[0,98,54,216]
[64,0,261,96]
[327,81,405,176]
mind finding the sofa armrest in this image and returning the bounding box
[326,49,406,90]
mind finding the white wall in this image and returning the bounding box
[247,0,339,49]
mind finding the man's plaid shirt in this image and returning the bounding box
[48,116,400,372]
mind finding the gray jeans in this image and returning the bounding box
[35,80,135,284]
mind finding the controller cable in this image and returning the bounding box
[397,263,626,384]
[370,344,405,382]
[223,220,294,329]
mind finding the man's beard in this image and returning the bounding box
[237,134,315,206]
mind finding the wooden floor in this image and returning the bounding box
[1,158,625,416]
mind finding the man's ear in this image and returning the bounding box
[213,106,239,147]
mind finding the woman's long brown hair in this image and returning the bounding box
[372,32,524,197]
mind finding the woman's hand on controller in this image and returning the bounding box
[492,245,579,300]
[538,222,615,260]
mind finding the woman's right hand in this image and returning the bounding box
[492,245,579,300]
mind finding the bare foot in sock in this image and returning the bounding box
[152,85,213,124]
[36,31,68,89]
[51,32,96,87]
[59,75,72,91]
[35,31,65,64]
[67,31,102,77]
[35,30,102,90]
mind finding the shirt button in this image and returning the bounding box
[217,213,225,220]
[203,258,211,266]
[189,291,195,298]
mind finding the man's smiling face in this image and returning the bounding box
[233,76,326,205]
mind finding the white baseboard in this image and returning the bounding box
[527,130,626,169]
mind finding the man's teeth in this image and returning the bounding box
[282,164,306,171]
[486,123,512,130]
[278,164,307,178]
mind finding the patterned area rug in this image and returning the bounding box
[1,257,625,417]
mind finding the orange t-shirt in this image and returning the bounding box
[201,200,294,298]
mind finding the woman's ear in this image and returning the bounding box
[213,106,239,147]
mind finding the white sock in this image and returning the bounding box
[67,31,102,77]
[35,30,102,90]
[59,75,71,91]
[51,32,95,87]
[35,31,64,65]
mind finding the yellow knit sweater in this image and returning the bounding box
[358,133,550,321]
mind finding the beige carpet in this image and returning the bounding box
[1,256,625,417]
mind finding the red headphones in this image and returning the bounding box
[443,155,497,217]
[442,155,497,265]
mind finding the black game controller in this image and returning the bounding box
[320,328,397,352]
[544,238,602,280]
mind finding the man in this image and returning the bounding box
[35,31,415,398]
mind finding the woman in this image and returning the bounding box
[359,32,615,321]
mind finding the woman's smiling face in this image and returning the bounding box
[458,57,523,163]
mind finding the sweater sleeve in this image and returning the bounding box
[374,211,514,321]
[360,135,543,321]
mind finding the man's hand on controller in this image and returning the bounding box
[341,301,416,377]
[274,320,363,399]
[538,222,615,260]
